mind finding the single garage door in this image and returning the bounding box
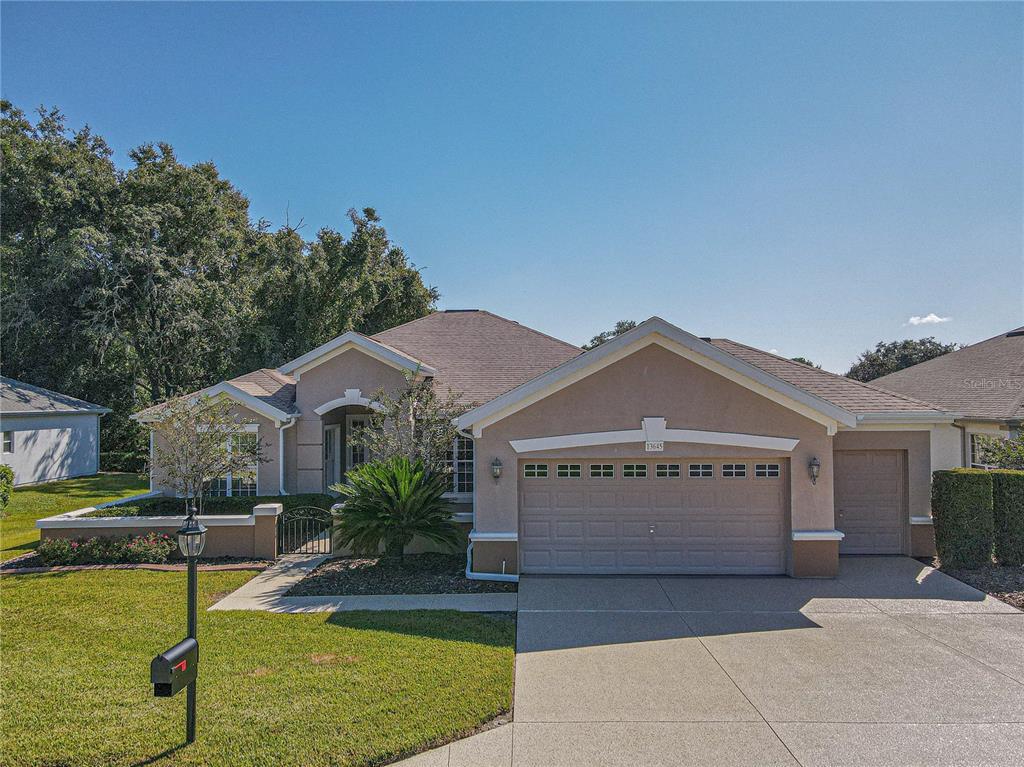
[834,450,905,554]
[519,459,788,574]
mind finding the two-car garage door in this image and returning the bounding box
[519,459,788,574]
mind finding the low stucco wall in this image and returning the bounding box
[38,504,282,560]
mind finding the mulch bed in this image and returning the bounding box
[0,555,272,575]
[286,552,517,596]
[938,563,1024,611]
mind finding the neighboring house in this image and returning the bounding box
[136,310,966,579]
[872,326,1023,469]
[0,377,111,486]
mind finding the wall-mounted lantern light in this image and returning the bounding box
[808,457,821,485]
[491,458,503,480]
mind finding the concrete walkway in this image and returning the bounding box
[209,554,518,613]
[391,556,1024,766]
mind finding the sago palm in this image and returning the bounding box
[330,457,459,558]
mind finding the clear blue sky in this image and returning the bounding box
[3,2,1021,372]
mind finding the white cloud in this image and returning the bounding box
[769,348,779,355]
[907,313,951,326]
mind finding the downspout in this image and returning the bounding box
[952,421,968,467]
[458,426,519,583]
[278,418,297,495]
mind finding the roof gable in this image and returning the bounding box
[277,331,436,379]
[457,317,862,436]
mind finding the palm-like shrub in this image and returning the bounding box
[330,457,459,559]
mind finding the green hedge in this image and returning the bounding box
[0,464,13,513]
[991,469,1024,566]
[931,469,994,568]
[99,450,148,473]
[83,493,334,518]
[37,532,177,565]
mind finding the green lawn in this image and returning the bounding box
[0,570,515,766]
[0,473,149,561]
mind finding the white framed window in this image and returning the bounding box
[623,464,648,478]
[722,463,746,478]
[1,431,12,454]
[689,464,713,478]
[443,436,474,496]
[656,463,680,478]
[523,463,548,478]
[969,434,1000,470]
[755,463,781,478]
[590,464,614,478]
[205,428,259,497]
[557,463,581,478]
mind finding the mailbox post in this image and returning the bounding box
[151,504,207,746]
[176,506,206,744]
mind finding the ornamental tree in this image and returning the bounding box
[150,395,266,513]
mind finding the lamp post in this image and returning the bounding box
[176,504,207,744]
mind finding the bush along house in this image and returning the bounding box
[135,311,976,579]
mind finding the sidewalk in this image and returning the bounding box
[209,554,518,613]
[394,724,512,767]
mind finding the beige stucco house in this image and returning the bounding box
[137,310,975,579]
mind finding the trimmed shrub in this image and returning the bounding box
[36,532,177,566]
[931,469,994,568]
[991,469,1024,566]
[0,464,13,514]
[99,450,148,473]
[83,493,333,518]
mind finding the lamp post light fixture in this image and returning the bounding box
[808,457,821,485]
[491,458,503,480]
[176,504,207,744]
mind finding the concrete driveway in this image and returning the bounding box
[405,556,1024,766]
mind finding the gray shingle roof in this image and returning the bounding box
[0,377,111,415]
[871,327,1024,421]
[708,340,946,416]
[373,310,584,406]
[228,369,299,415]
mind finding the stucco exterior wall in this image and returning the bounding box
[472,343,835,539]
[291,349,409,494]
[150,405,280,496]
[1,413,100,486]
[833,429,932,522]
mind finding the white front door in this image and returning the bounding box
[346,415,369,473]
[324,425,341,491]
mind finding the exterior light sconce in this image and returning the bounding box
[808,457,821,485]
[491,458,503,480]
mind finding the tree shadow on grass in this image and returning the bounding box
[325,609,516,649]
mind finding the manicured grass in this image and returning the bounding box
[0,473,149,561]
[0,570,515,766]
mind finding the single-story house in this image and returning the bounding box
[872,326,1022,468]
[0,377,111,486]
[136,311,974,579]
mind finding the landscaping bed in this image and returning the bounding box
[81,493,334,517]
[1,569,515,766]
[939,563,1024,611]
[287,553,517,596]
[0,473,149,561]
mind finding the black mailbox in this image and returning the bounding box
[151,638,199,698]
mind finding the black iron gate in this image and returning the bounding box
[277,506,333,555]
